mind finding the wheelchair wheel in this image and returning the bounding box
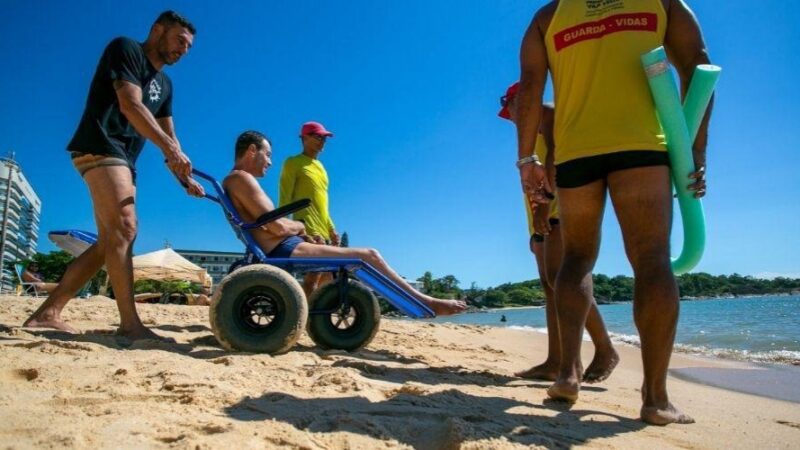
[209,264,307,354]
[307,280,381,351]
[227,257,249,274]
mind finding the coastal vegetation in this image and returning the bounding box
[416,271,800,308]
[11,252,800,309]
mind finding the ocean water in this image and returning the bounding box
[432,295,800,365]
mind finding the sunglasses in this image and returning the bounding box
[308,133,328,141]
[500,95,509,107]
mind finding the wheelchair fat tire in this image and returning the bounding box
[210,264,307,354]
[307,280,380,351]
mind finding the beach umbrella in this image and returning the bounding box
[132,248,209,285]
[48,229,98,257]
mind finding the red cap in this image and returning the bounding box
[497,81,520,120]
[300,121,334,137]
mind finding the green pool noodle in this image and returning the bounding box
[641,47,720,274]
[683,64,721,142]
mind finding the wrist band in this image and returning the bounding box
[516,154,540,168]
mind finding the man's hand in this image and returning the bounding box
[300,233,324,244]
[183,177,205,198]
[519,162,552,205]
[533,203,551,236]
[330,229,340,247]
[687,165,706,198]
[294,221,307,237]
[165,146,192,178]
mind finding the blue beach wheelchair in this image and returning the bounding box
[191,169,435,354]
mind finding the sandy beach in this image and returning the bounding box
[1,295,798,449]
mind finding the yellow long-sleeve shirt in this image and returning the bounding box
[279,154,335,240]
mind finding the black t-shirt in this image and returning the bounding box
[67,37,173,166]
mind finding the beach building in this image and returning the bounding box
[0,155,41,292]
[174,249,244,285]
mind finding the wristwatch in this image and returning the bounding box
[516,154,541,168]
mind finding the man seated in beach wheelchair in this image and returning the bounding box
[193,130,466,355]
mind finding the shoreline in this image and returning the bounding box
[2,296,799,448]
[441,300,800,368]
[503,324,800,403]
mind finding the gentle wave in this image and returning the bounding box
[509,327,800,365]
[508,325,548,334]
[509,325,595,342]
[608,331,800,364]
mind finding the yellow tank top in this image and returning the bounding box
[279,154,335,240]
[545,0,667,165]
[524,133,559,236]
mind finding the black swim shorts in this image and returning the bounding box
[556,150,669,189]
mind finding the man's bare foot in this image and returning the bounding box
[583,349,619,383]
[641,402,695,425]
[427,298,467,316]
[515,361,559,381]
[23,309,79,334]
[546,377,580,403]
[117,326,163,341]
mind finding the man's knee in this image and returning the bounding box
[559,248,595,280]
[629,247,672,277]
[361,248,381,263]
[107,212,138,244]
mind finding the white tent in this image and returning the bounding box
[132,248,211,287]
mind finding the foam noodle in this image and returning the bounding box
[641,47,720,274]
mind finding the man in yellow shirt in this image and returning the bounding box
[499,83,618,383]
[516,0,711,425]
[279,121,339,296]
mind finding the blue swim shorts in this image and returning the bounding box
[267,236,304,258]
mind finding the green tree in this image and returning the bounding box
[417,271,434,294]
[507,287,540,306]
[29,251,74,282]
[482,289,509,308]
[463,282,485,304]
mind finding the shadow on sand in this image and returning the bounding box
[224,390,644,449]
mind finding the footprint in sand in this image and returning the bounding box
[210,356,234,366]
[196,423,231,435]
[13,340,95,355]
[3,368,40,382]
[313,372,364,393]
[480,345,506,355]
[385,383,430,398]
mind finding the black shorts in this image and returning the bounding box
[556,150,669,188]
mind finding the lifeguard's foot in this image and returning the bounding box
[641,402,695,425]
[23,308,78,334]
[427,298,467,316]
[117,325,163,341]
[515,361,559,381]
[583,349,619,383]
[547,376,580,403]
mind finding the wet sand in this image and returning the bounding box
[671,361,800,404]
[1,295,799,449]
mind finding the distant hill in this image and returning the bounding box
[413,271,800,309]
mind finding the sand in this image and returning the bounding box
[1,295,798,449]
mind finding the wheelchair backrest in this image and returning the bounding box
[191,170,268,262]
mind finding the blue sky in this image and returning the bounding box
[1,1,798,287]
